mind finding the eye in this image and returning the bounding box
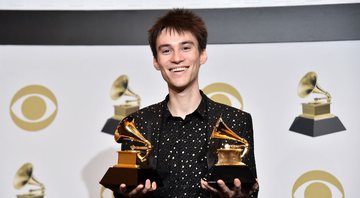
[292,170,345,198]
[10,85,58,131]
[182,45,191,51]
[202,82,243,110]
[160,48,171,55]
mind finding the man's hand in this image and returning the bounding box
[200,178,258,198]
[118,179,157,198]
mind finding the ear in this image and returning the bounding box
[153,57,160,70]
[200,50,208,65]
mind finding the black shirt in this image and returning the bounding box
[117,91,257,197]
[155,94,210,197]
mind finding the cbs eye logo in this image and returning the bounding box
[203,82,243,110]
[10,85,58,131]
[292,170,345,198]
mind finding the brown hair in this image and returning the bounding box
[148,8,208,58]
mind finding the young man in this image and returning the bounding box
[116,9,258,197]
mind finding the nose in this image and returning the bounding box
[170,50,184,64]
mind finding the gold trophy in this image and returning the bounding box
[102,75,140,135]
[290,71,345,136]
[14,163,45,198]
[207,117,256,188]
[100,117,162,192]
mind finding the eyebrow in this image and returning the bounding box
[157,40,195,50]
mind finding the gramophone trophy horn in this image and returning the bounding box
[110,75,140,105]
[211,117,249,165]
[102,75,141,135]
[207,117,256,188]
[290,71,345,137]
[114,117,152,164]
[298,71,331,103]
[14,163,45,198]
[110,75,140,119]
[100,117,162,192]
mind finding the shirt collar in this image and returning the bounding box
[161,90,208,120]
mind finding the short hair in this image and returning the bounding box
[148,8,208,58]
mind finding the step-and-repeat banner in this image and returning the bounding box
[1,40,359,197]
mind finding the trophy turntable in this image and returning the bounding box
[289,71,346,137]
[207,117,256,188]
[100,116,162,192]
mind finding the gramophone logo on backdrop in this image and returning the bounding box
[292,170,345,198]
[14,162,45,198]
[10,85,58,131]
[101,75,141,135]
[289,72,346,137]
[203,82,243,110]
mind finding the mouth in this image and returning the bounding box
[169,66,189,72]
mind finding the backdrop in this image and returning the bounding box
[1,40,359,197]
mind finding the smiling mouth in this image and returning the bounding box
[169,66,189,72]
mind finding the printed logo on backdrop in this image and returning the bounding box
[101,75,140,135]
[10,85,58,131]
[14,162,45,197]
[203,82,243,110]
[289,71,346,137]
[292,170,345,198]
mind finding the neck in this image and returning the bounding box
[167,86,202,119]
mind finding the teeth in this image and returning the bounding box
[170,66,187,72]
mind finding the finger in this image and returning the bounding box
[248,181,259,195]
[142,179,151,193]
[253,181,259,190]
[253,178,259,190]
[217,179,230,192]
[128,184,144,196]
[233,178,242,196]
[234,178,241,188]
[200,179,218,193]
[146,179,151,188]
[200,179,206,189]
[137,184,144,191]
[217,179,232,197]
[151,181,157,191]
[119,183,127,193]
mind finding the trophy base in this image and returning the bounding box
[100,167,163,192]
[101,117,121,135]
[17,194,43,198]
[289,116,346,137]
[207,165,256,190]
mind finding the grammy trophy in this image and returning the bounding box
[207,117,256,189]
[289,71,346,137]
[100,117,162,192]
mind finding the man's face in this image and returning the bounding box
[153,29,207,92]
